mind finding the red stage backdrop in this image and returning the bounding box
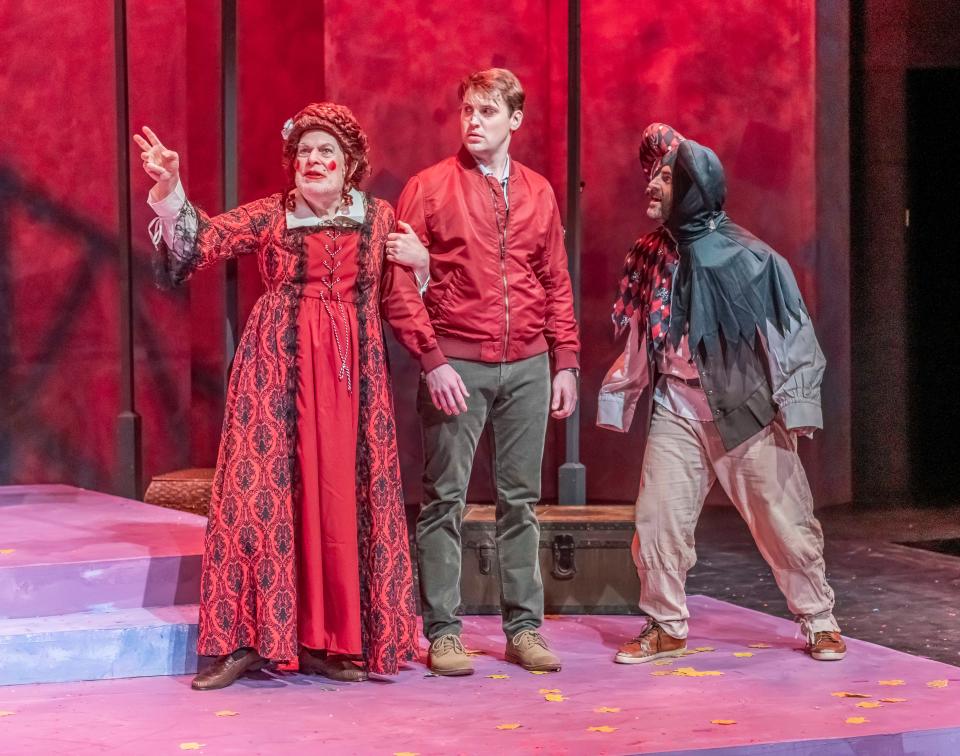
[0,1,849,505]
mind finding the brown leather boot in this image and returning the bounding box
[614,619,686,664]
[191,648,267,691]
[298,648,368,682]
[806,631,847,661]
[505,630,562,672]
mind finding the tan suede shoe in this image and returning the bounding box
[505,630,561,672]
[806,631,847,661]
[428,634,474,676]
[191,648,267,691]
[298,648,368,682]
[614,620,686,664]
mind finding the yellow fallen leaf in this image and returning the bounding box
[831,692,872,698]
[927,680,949,688]
[487,674,510,680]
[529,670,551,675]
[856,702,882,709]
[594,707,621,713]
[880,697,908,703]
[845,717,868,725]
[587,726,617,733]
[653,659,675,666]
[650,670,673,676]
[538,688,561,694]
[711,719,737,726]
[673,667,723,677]
[733,652,753,658]
[748,643,772,648]
[0,549,14,556]
[0,711,15,717]
[394,753,420,756]
[179,745,205,751]
[878,680,905,686]
[544,693,567,702]
[694,646,715,652]
[495,723,521,730]
[215,710,238,717]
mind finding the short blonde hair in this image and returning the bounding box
[457,68,525,114]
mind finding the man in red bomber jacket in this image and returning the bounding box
[389,68,580,677]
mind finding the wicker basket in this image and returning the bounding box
[144,467,215,516]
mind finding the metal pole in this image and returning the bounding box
[222,0,239,381]
[114,0,143,499]
[558,0,586,505]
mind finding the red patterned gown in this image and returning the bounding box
[154,192,436,674]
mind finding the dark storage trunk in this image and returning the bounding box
[458,505,641,615]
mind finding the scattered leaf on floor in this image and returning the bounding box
[927,680,949,688]
[529,670,551,675]
[831,692,872,698]
[394,752,420,756]
[650,670,673,676]
[215,710,238,717]
[711,719,737,726]
[845,717,868,725]
[0,711,15,717]
[495,723,522,730]
[538,688,561,694]
[487,674,509,680]
[653,659,674,666]
[594,707,621,713]
[673,667,723,677]
[880,698,908,703]
[694,646,715,652]
[748,643,772,649]
[878,680,905,686]
[0,549,14,556]
[179,744,205,751]
[544,693,568,702]
[733,652,753,658]
[587,726,617,733]
[856,702,882,709]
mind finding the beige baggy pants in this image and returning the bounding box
[633,404,840,640]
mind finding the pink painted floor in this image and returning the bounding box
[2,596,958,755]
[0,485,205,566]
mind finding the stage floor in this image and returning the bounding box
[2,596,958,755]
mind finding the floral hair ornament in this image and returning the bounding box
[281,118,295,141]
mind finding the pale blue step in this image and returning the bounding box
[0,605,199,686]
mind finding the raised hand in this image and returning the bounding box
[132,126,180,201]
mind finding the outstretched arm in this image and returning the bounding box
[134,126,264,288]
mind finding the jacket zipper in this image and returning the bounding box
[500,221,510,362]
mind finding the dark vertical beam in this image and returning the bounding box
[222,0,239,380]
[558,0,586,505]
[114,0,143,499]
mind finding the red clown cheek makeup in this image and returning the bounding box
[326,160,337,172]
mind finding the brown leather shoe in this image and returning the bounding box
[505,630,561,672]
[191,648,267,691]
[615,619,686,664]
[298,648,368,682]
[428,634,474,676]
[807,631,847,661]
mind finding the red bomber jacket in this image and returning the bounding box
[396,149,580,371]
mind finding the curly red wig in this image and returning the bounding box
[282,102,370,205]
